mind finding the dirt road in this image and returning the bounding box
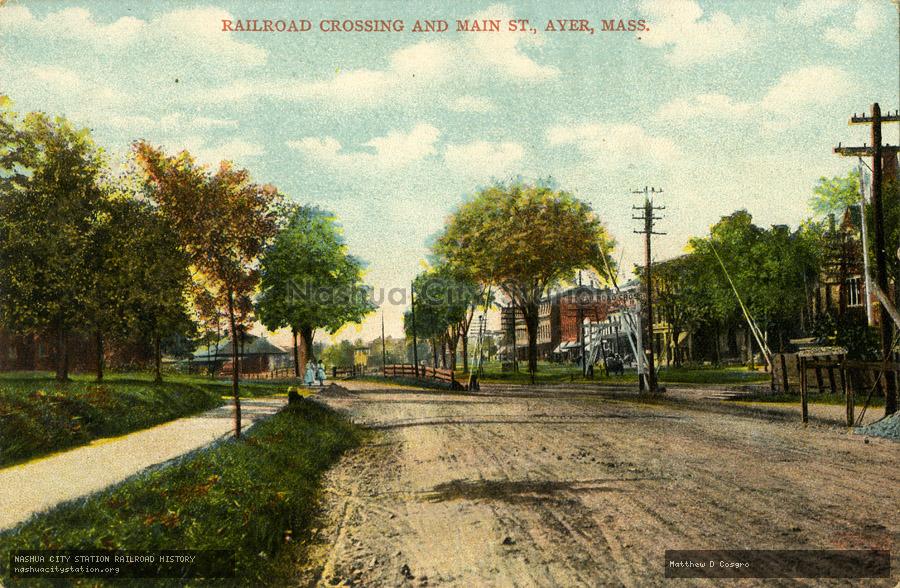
[303,381,898,587]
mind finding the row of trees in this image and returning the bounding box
[0,105,194,384]
[651,169,900,366]
[650,211,822,365]
[0,99,374,436]
[402,181,617,381]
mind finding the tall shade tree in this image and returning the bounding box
[256,204,375,375]
[436,182,616,380]
[405,264,479,370]
[135,142,278,438]
[809,171,861,218]
[648,255,713,367]
[687,210,822,361]
[0,109,104,381]
[404,272,450,367]
[84,187,193,382]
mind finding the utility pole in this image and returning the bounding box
[381,308,387,377]
[633,187,665,394]
[410,282,420,379]
[835,103,900,416]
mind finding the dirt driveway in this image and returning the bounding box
[301,381,898,587]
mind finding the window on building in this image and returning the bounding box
[847,277,863,308]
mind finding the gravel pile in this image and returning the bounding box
[315,383,356,398]
[856,412,900,441]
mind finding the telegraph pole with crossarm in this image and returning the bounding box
[633,187,665,394]
[834,102,900,416]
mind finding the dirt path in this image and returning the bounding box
[303,381,898,587]
[0,397,285,531]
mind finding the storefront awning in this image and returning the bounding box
[552,341,580,353]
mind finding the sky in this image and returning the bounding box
[1,0,898,346]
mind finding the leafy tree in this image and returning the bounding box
[649,255,713,366]
[322,339,355,368]
[685,211,822,362]
[810,170,861,217]
[135,143,278,438]
[0,109,104,381]
[84,190,193,382]
[436,181,615,380]
[256,204,375,376]
[403,265,479,370]
[404,272,450,367]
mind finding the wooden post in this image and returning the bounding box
[827,355,837,396]
[814,362,824,395]
[800,356,809,424]
[843,362,854,427]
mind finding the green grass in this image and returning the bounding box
[475,361,769,386]
[0,400,364,586]
[0,372,230,468]
[739,391,885,406]
[657,366,770,385]
[0,371,304,468]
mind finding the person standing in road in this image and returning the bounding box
[304,360,316,387]
[316,360,326,386]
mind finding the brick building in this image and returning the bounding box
[500,281,641,362]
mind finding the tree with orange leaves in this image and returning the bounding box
[134,142,279,437]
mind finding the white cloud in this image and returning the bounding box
[288,124,440,170]
[444,140,524,177]
[198,3,556,109]
[0,5,38,31]
[30,65,130,107]
[450,96,494,113]
[0,6,265,66]
[152,8,266,66]
[759,66,851,113]
[639,0,752,66]
[657,93,752,121]
[823,3,881,48]
[154,136,264,167]
[776,0,847,24]
[547,122,681,169]
[657,65,852,129]
[104,112,238,134]
[778,1,882,48]
[464,4,558,81]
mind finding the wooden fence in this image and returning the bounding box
[240,366,296,380]
[332,364,369,378]
[772,352,849,394]
[774,352,896,426]
[382,363,461,388]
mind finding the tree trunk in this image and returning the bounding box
[298,325,314,370]
[95,330,104,382]
[441,338,447,369]
[462,332,469,373]
[292,328,300,378]
[714,327,721,365]
[672,328,681,368]
[55,324,69,382]
[523,302,539,384]
[154,332,162,383]
[431,338,438,367]
[211,320,221,379]
[449,334,458,370]
[227,291,242,439]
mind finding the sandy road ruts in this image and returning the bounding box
[296,382,898,587]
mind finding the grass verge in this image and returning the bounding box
[477,362,769,386]
[0,399,364,586]
[0,374,224,468]
[739,391,884,406]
